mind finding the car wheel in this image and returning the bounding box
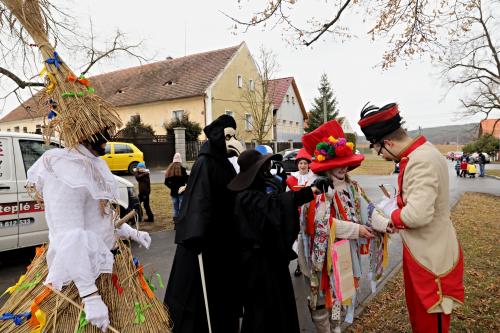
[128,161,139,175]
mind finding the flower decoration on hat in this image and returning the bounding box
[313,135,354,163]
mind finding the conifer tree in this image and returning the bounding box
[306,73,339,133]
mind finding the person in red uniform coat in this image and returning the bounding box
[358,103,464,333]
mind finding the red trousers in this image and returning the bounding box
[402,245,464,333]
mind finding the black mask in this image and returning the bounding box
[83,130,111,156]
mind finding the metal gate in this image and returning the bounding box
[111,135,175,168]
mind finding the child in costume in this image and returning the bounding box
[298,120,393,333]
[286,148,315,277]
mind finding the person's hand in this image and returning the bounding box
[117,223,151,249]
[377,197,398,217]
[358,225,374,239]
[83,294,109,332]
[386,222,395,233]
[311,177,331,194]
[131,231,151,249]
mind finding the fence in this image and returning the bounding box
[186,141,205,161]
[111,135,175,168]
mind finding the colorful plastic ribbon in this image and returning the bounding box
[0,312,31,325]
[133,302,152,324]
[112,274,123,295]
[39,67,57,93]
[2,274,26,296]
[137,264,155,299]
[77,311,88,333]
[67,74,91,87]
[45,52,63,69]
[19,273,42,291]
[146,277,156,292]
[30,309,46,333]
[382,234,389,269]
[29,286,52,328]
[156,273,165,289]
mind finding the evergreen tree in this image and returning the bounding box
[305,73,339,133]
[117,116,155,138]
[164,114,202,141]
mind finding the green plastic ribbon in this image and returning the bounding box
[19,273,42,290]
[87,86,95,94]
[61,91,85,98]
[156,273,165,289]
[133,302,152,324]
[77,311,88,333]
[146,277,156,292]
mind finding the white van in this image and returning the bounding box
[0,132,141,252]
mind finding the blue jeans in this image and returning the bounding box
[479,164,485,177]
[172,195,183,218]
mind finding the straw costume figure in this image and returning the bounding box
[0,0,171,331]
[298,120,392,333]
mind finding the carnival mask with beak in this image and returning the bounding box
[224,127,245,157]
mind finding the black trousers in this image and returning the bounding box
[139,193,154,221]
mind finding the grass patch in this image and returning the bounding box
[348,192,500,332]
[135,183,174,232]
[486,169,500,177]
[351,155,396,176]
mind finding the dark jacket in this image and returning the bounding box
[134,170,151,195]
[234,186,314,333]
[165,115,240,333]
[164,166,188,196]
[478,153,486,165]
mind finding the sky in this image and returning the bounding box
[0,0,485,134]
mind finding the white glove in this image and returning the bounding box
[377,197,398,217]
[116,223,151,249]
[83,294,109,332]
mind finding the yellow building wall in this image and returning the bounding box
[116,96,205,135]
[210,45,273,143]
[0,117,44,134]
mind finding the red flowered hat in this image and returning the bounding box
[302,120,364,173]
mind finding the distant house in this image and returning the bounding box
[0,42,272,142]
[268,77,307,142]
[479,119,500,139]
[337,116,355,134]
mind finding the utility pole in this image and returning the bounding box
[418,126,422,136]
[323,97,327,124]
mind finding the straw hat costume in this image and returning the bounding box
[0,1,171,332]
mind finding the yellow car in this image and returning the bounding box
[102,142,144,174]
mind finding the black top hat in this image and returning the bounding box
[227,149,282,192]
[358,103,403,147]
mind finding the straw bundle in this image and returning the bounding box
[2,0,122,146]
[0,241,172,332]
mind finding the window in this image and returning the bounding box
[282,120,286,125]
[289,121,293,125]
[19,140,59,175]
[249,79,254,91]
[292,96,295,104]
[7,128,11,132]
[172,110,184,121]
[286,94,290,102]
[296,122,299,126]
[225,110,234,117]
[237,75,243,88]
[35,125,42,134]
[114,144,133,154]
[14,126,20,132]
[105,144,111,155]
[245,114,253,131]
[23,127,28,133]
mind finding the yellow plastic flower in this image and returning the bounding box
[316,154,326,162]
[328,136,338,143]
[346,142,354,150]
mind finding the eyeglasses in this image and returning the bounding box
[376,143,385,156]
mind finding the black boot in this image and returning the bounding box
[294,263,302,277]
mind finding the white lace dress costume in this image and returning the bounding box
[27,145,117,297]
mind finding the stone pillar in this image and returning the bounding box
[288,139,293,149]
[273,140,278,154]
[174,127,186,166]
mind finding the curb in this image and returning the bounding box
[341,261,403,330]
[485,175,500,181]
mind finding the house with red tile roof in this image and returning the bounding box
[0,42,272,142]
[268,77,307,142]
[479,119,500,139]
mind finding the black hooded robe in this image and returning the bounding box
[234,187,314,333]
[164,116,240,333]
